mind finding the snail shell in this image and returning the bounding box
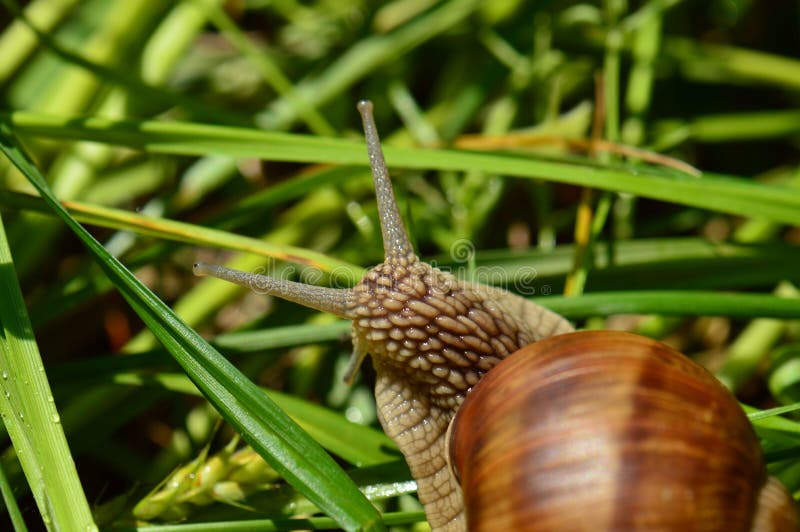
[449,331,799,532]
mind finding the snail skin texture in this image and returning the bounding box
[194,100,799,531]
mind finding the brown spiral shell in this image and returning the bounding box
[449,330,799,531]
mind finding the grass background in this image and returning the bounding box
[0,0,799,530]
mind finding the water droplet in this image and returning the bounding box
[1,371,7,380]
[51,413,60,424]
[4,391,10,399]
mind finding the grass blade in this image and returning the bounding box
[8,112,800,225]
[0,124,384,530]
[0,189,363,280]
[543,290,800,319]
[0,211,95,530]
[105,372,398,468]
[0,455,27,531]
[122,510,426,532]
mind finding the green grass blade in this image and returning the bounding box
[0,427,29,531]
[665,37,800,90]
[542,291,800,319]
[49,321,354,384]
[107,372,398,468]
[265,389,398,466]
[743,404,800,445]
[256,0,482,130]
[121,511,426,531]
[466,238,800,292]
[0,125,384,531]
[0,212,96,530]
[203,2,334,135]
[1,0,250,125]
[0,0,81,84]
[748,403,800,422]
[659,110,800,144]
[8,112,800,225]
[214,321,352,353]
[48,322,396,467]
[0,189,363,280]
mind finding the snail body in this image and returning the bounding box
[194,101,798,531]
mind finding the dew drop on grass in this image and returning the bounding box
[1,370,7,380]
[51,413,60,424]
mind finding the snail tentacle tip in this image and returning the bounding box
[193,262,209,277]
[357,99,373,114]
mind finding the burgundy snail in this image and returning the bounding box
[194,100,799,531]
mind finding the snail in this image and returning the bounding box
[193,100,799,531]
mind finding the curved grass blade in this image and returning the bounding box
[542,290,800,319]
[48,321,353,384]
[743,404,800,446]
[0,212,96,530]
[0,0,251,126]
[748,403,800,422]
[7,111,800,225]
[0,124,384,531]
[0,457,27,531]
[123,510,426,532]
[108,372,398,467]
[0,188,364,281]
